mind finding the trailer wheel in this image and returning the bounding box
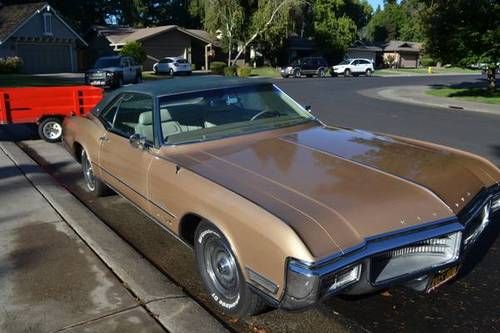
[38,117,63,143]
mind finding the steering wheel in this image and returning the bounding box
[250,109,281,121]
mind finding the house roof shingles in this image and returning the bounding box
[99,25,215,46]
[383,40,423,52]
[0,2,47,42]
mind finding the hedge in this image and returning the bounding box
[210,61,227,75]
[224,66,238,77]
[237,67,252,77]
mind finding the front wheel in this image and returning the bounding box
[38,117,62,143]
[195,222,267,318]
[344,69,351,77]
[293,69,301,78]
[169,68,174,76]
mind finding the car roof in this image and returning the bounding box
[98,56,123,60]
[109,76,271,98]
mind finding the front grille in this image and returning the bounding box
[370,232,461,285]
[377,238,450,259]
[89,72,105,80]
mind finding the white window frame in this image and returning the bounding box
[43,13,53,36]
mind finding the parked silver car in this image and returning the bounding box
[153,57,192,76]
[331,58,374,77]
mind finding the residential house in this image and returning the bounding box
[86,25,218,71]
[345,41,383,66]
[382,40,422,68]
[0,2,87,73]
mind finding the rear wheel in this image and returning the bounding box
[38,117,62,143]
[195,222,267,318]
[81,149,108,197]
[293,69,301,78]
[365,69,373,76]
[318,68,326,78]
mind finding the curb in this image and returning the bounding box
[359,86,500,116]
[0,141,228,333]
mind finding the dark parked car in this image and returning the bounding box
[281,57,329,78]
[85,56,142,88]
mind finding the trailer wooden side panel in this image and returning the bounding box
[0,86,103,125]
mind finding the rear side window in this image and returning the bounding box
[177,59,188,64]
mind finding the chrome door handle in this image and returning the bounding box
[99,135,109,142]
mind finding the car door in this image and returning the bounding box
[351,60,361,73]
[303,58,314,74]
[120,57,133,83]
[98,93,157,212]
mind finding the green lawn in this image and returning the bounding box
[0,74,80,87]
[142,71,173,81]
[376,67,480,76]
[427,86,500,105]
[250,66,281,78]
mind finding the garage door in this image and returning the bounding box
[17,44,72,74]
[400,53,418,68]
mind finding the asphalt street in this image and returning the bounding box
[4,74,500,333]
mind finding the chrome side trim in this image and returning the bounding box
[246,267,279,295]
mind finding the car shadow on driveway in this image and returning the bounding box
[0,124,39,142]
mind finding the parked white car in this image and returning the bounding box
[153,57,192,75]
[331,58,374,77]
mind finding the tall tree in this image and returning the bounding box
[313,0,366,61]
[364,0,423,43]
[191,0,302,65]
[419,0,499,90]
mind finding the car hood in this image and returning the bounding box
[170,125,500,259]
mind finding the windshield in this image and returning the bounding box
[94,58,120,68]
[338,60,350,65]
[158,84,314,145]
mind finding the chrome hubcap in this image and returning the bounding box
[204,237,239,299]
[43,121,62,140]
[82,151,96,191]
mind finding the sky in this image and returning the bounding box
[368,0,385,10]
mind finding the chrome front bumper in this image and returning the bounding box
[280,185,500,310]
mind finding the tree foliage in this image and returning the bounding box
[313,0,364,61]
[419,0,499,89]
[120,41,147,64]
[364,0,424,43]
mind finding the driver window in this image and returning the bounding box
[111,94,155,144]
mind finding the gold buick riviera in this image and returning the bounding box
[63,77,500,317]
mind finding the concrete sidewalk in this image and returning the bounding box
[361,85,500,116]
[0,138,227,333]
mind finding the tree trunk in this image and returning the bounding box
[487,67,496,91]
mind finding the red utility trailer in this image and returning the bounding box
[0,86,103,142]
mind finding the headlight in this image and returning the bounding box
[106,72,114,77]
[371,231,462,284]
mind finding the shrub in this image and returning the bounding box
[210,61,227,75]
[421,56,436,67]
[237,67,252,77]
[224,66,238,77]
[120,41,147,65]
[0,56,23,73]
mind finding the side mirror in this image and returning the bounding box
[304,105,312,113]
[129,133,148,149]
